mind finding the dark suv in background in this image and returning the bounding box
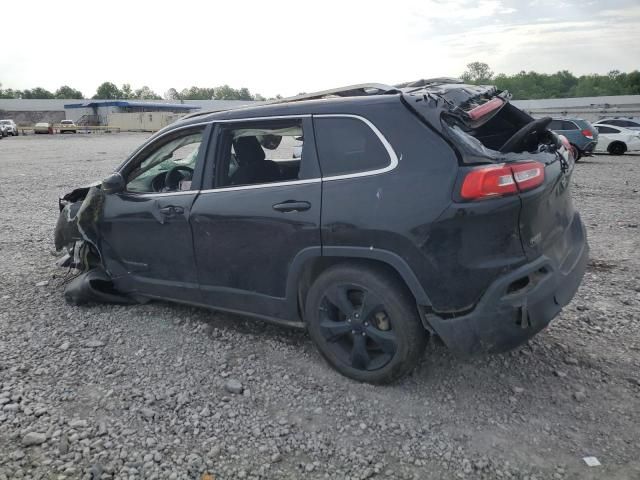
[55,81,588,384]
[547,118,598,160]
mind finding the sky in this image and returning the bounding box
[1,0,639,99]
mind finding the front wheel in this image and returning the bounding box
[305,264,427,384]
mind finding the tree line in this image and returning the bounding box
[0,81,271,101]
[461,62,640,99]
[3,67,640,101]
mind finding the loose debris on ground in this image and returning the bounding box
[1,134,639,479]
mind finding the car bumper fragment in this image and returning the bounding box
[425,219,589,355]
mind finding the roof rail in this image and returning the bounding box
[266,83,398,104]
[394,77,463,89]
[181,83,398,120]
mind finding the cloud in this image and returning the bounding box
[0,0,638,97]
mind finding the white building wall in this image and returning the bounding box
[107,112,185,131]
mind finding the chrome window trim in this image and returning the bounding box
[126,114,397,196]
[213,114,311,123]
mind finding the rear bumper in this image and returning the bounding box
[426,215,589,355]
[582,141,597,154]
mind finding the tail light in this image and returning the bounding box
[467,97,505,121]
[461,161,545,200]
[581,129,594,140]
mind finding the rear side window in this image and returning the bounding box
[596,126,618,134]
[548,120,563,130]
[314,117,390,177]
[562,121,579,130]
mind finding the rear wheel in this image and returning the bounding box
[304,264,427,384]
[570,144,582,161]
[608,142,627,156]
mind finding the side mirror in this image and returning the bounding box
[101,172,125,194]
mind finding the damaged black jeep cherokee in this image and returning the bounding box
[55,80,588,384]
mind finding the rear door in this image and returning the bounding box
[190,116,322,321]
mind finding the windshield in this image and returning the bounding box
[0,120,11,125]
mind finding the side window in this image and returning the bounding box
[606,120,624,127]
[562,121,579,130]
[126,128,204,193]
[548,120,563,130]
[314,117,390,177]
[596,126,618,134]
[217,119,307,187]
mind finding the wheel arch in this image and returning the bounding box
[285,246,432,321]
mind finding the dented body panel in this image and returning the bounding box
[54,81,588,355]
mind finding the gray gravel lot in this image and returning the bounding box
[0,133,639,480]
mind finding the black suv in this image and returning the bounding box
[55,81,588,384]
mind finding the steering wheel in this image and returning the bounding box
[499,117,552,154]
[164,165,194,191]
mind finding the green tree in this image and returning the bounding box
[164,88,182,101]
[134,86,161,100]
[0,83,22,98]
[461,62,494,84]
[213,85,236,100]
[93,82,122,99]
[120,83,134,99]
[55,85,84,99]
[22,87,55,99]
[180,86,216,100]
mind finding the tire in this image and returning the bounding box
[304,263,427,384]
[608,142,627,156]
[570,144,582,161]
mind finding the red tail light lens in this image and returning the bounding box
[581,129,593,140]
[461,161,545,201]
[467,97,505,121]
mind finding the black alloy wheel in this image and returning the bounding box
[318,283,397,371]
[305,264,427,384]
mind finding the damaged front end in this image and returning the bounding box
[55,184,136,305]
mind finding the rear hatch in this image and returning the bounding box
[401,83,580,268]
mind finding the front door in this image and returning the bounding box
[99,124,210,302]
[190,117,322,320]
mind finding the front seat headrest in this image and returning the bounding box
[234,136,265,164]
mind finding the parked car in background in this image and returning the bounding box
[54,81,587,384]
[593,124,640,155]
[547,118,598,161]
[595,117,640,131]
[0,119,18,136]
[59,120,77,134]
[34,122,52,134]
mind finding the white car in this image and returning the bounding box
[0,119,18,136]
[59,119,77,133]
[593,124,640,155]
[595,117,640,131]
[34,122,52,134]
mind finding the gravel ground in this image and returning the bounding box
[0,133,639,480]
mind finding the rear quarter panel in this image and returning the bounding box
[319,102,526,312]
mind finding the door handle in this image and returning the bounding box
[272,201,311,212]
[159,205,185,216]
